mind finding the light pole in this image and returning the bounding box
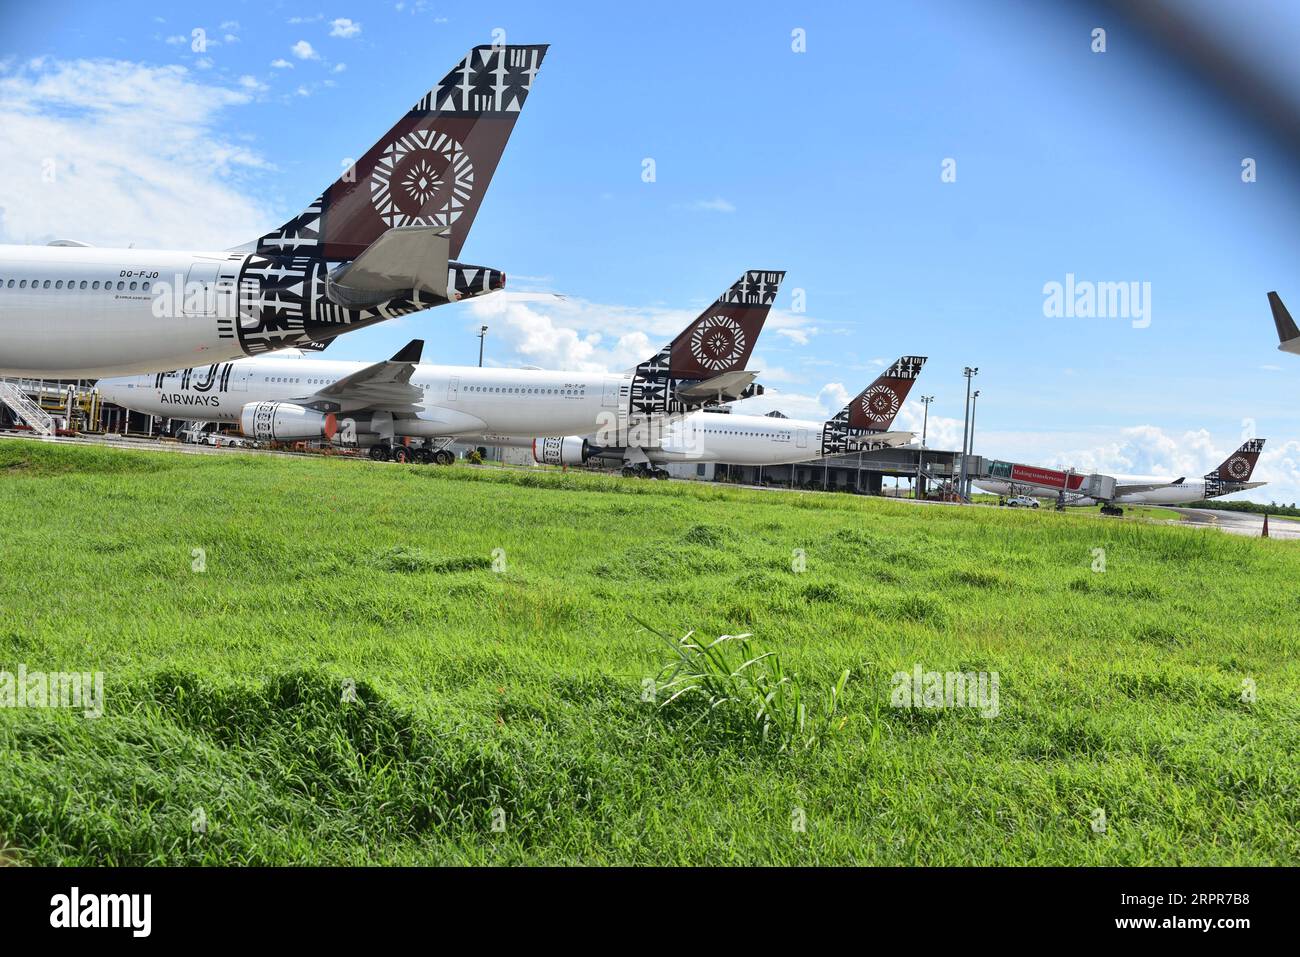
[919,395,933,448]
[916,394,934,499]
[959,367,978,500]
[477,325,488,367]
[967,389,980,498]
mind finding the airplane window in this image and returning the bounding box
[19,280,26,288]
[55,281,63,289]
[80,281,87,290]
[4,280,11,288]
[43,280,51,289]
[129,282,137,291]
[117,281,125,290]
[92,281,99,290]
[142,282,150,292]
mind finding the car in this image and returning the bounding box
[1005,495,1040,509]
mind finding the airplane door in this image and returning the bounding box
[447,376,460,401]
[602,379,619,408]
[796,428,809,449]
[213,262,240,321]
[226,363,248,393]
[183,262,220,316]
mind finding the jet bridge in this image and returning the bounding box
[979,460,1117,502]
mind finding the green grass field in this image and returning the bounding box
[1,439,1296,865]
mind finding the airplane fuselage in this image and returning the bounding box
[97,353,631,440]
[0,244,501,377]
[640,411,909,467]
[975,477,1263,506]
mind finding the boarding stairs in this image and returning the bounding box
[0,380,56,436]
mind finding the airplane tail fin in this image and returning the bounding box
[1268,291,1300,348]
[1206,438,1265,483]
[650,270,786,377]
[837,356,928,431]
[256,44,548,262]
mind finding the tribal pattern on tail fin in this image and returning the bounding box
[628,270,785,420]
[821,356,927,456]
[256,44,547,262]
[1204,438,1264,498]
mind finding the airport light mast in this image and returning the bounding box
[917,395,934,500]
[968,389,981,498]
[959,367,978,499]
[478,325,489,367]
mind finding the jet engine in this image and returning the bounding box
[240,401,337,441]
[532,436,594,466]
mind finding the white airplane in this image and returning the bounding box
[975,439,1267,512]
[534,355,927,478]
[95,271,787,463]
[0,44,548,378]
[1268,292,1300,355]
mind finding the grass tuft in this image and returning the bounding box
[644,621,850,752]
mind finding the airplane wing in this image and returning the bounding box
[299,340,425,412]
[1113,480,1179,495]
[325,226,451,309]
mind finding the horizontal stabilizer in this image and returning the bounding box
[674,370,759,400]
[326,226,451,309]
[857,430,914,450]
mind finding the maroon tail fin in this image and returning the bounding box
[1208,439,1265,483]
[257,44,548,261]
[658,271,786,377]
[841,356,927,430]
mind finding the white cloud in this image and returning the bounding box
[333,63,347,73]
[271,59,294,69]
[329,18,362,39]
[0,58,277,250]
[775,326,818,346]
[291,40,318,60]
[679,197,735,214]
[288,15,324,24]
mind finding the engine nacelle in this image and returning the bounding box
[533,436,593,466]
[240,401,337,442]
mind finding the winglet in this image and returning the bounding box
[1268,292,1300,353]
[391,339,424,363]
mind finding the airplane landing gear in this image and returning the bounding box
[369,444,391,462]
[433,449,455,466]
[621,464,666,479]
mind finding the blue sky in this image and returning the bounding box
[3,0,1299,499]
